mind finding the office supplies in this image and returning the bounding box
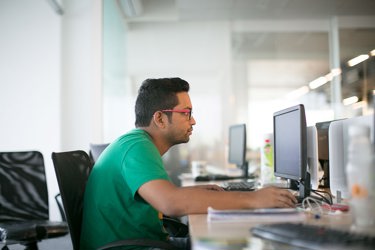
[251,222,375,250]
[207,207,304,222]
[273,104,311,201]
[321,203,349,212]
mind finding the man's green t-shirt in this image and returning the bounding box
[80,129,170,250]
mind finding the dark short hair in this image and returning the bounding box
[135,78,190,127]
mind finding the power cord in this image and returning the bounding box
[310,189,333,205]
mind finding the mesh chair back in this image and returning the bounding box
[52,150,93,250]
[0,151,49,221]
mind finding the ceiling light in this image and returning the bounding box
[329,68,342,77]
[286,86,309,100]
[347,54,370,67]
[343,96,359,106]
[309,77,327,89]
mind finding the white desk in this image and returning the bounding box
[188,210,355,250]
[179,174,370,250]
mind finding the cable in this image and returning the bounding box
[301,196,324,219]
[310,189,333,205]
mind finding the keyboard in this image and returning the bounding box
[223,181,256,191]
[194,174,242,182]
[250,222,375,250]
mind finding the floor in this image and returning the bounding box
[2,234,73,250]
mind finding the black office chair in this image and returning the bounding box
[54,193,66,222]
[0,151,69,250]
[52,150,180,250]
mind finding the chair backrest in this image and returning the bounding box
[0,151,49,221]
[89,143,109,163]
[51,150,93,250]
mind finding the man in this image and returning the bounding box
[80,78,297,250]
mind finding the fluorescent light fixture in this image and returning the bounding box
[343,96,359,106]
[286,86,309,100]
[324,69,341,81]
[309,68,341,90]
[370,49,375,56]
[330,68,342,77]
[347,54,370,67]
[309,77,327,89]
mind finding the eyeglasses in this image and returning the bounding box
[161,109,193,120]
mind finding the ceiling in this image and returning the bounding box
[119,0,375,102]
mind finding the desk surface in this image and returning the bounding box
[180,173,370,250]
[188,211,356,250]
[181,175,375,250]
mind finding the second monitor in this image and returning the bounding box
[228,123,249,179]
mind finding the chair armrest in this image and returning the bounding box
[162,217,189,237]
[97,238,178,250]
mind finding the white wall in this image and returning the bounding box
[122,21,236,165]
[0,0,62,220]
[60,0,103,150]
[0,0,102,221]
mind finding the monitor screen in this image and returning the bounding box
[273,104,310,198]
[228,124,248,177]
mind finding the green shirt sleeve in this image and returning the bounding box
[124,139,170,198]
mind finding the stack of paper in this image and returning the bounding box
[207,207,305,222]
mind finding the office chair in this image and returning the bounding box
[0,151,69,250]
[51,150,180,250]
[88,143,109,163]
[54,193,66,222]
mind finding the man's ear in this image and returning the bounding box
[152,111,166,128]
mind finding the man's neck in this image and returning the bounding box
[139,127,170,156]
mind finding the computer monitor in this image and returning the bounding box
[273,104,310,199]
[329,115,373,199]
[228,124,249,178]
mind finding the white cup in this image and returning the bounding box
[191,161,207,178]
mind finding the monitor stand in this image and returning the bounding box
[299,172,311,198]
[288,179,299,190]
[288,172,311,199]
[241,162,249,179]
